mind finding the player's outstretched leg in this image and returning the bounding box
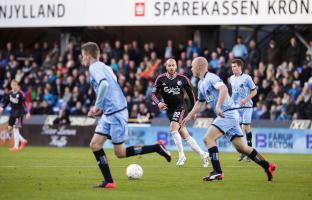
[171,130,186,166]
[125,143,171,162]
[247,149,276,181]
[180,127,209,167]
[90,134,116,189]
[243,124,253,162]
[15,128,28,150]
[202,126,224,181]
[9,127,20,152]
[237,126,246,161]
[232,137,276,181]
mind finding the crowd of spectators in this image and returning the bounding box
[0,35,312,121]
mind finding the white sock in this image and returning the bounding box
[14,128,25,141]
[185,136,204,157]
[12,128,20,148]
[171,131,185,157]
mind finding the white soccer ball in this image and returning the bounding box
[126,164,143,180]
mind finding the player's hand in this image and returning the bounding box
[158,102,168,111]
[181,115,192,127]
[87,109,95,118]
[240,98,248,107]
[26,113,31,119]
[88,107,103,118]
[216,107,225,118]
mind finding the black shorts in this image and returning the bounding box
[8,115,23,127]
[167,108,187,123]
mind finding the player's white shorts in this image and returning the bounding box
[238,107,253,125]
[95,109,128,145]
[211,110,244,141]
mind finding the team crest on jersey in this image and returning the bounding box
[10,96,19,104]
[205,95,214,103]
[177,80,182,86]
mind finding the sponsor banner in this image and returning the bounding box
[103,126,312,154]
[22,124,93,147]
[44,115,96,126]
[0,0,312,27]
[253,128,312,154]
[0,119,13,147]
[3,120,312,154]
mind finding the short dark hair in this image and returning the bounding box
[231,58,245,68]
[81,42,100,59]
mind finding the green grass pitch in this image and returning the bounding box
[1,147,312,200]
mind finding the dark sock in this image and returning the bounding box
[208,146,222,173]
[93,149,113,183]
[248,149,270,170]
[246,132,252,147]
[126,145,158,157]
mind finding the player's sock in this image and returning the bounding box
[171,131,185,157]
[126,145,158,157]
[208,146,222,173]
[248,149,270,170]
[14,128,26,141]
[246,132,252,147]
[185,136,204,156]
[93,149,114,183]
[12,128,20,148]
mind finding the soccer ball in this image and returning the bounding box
[126,164,143,180]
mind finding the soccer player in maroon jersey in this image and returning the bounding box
[152,58,209,167]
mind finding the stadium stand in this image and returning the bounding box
[0,36,311,121]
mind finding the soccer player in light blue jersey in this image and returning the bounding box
[229,58,257,162]
[81,42,171,189]
[182,57,275,182]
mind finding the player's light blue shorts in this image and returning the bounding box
[238,107,253,125]
[211,110,244,141]
[95,109,128,145]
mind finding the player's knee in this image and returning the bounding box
[115,153,125,159]
[235,143,249,154]
[114,151,126,158]
[235,146,244,154]
[242,125,251,133]
[89,141,100,151]
[203,136,213,146]
[169,126,179,133]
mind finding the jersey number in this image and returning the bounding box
[173,112,181,119]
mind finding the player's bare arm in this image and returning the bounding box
[215,85,228,118]
[240,89,257,106]
[181,101,204,127]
